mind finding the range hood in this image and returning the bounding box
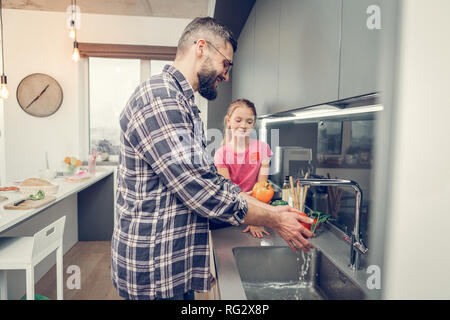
[258,93,382,124]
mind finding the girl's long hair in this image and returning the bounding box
[222,98,257,146]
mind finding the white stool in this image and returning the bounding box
[0,216,66,300]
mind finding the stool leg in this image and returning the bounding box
[56,246,63,300]
[26,266,35,300]
[0,270,7,300]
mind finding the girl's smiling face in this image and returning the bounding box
[227,105,256,137]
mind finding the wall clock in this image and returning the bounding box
[16,73,63,117]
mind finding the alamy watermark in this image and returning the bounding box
[66,4,81,30]
[66,265,81,290]
[366,264,381,290]
[367,5,381,30]
[168,126,281,175]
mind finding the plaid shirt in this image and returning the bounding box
[111,65,248,300]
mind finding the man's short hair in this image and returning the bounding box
[177,17,237,56]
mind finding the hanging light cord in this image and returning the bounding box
[73,0,77,41]
[71,0,75,27]
[0,0,5,76]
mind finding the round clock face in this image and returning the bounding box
[16,73,63,117]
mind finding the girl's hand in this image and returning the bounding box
[242,225,270,238]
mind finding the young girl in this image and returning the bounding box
[214,99,273,238]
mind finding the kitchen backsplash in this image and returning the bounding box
[264,115,376,248]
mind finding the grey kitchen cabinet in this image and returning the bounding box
[339,0,383,99]
[231,0,383,116]
[253,0,281,117]
[276,0,342,114]
[232,7,255,103]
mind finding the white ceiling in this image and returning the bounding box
[3,0,210,19]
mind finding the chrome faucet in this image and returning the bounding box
[297,178,368,270]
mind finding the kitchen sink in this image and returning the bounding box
[232,246,366,300]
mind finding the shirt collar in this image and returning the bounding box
[163,64,195,101]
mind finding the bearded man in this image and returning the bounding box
[111,17,314,300]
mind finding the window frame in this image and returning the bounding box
[80,43,177,165]
[78,43,177,60]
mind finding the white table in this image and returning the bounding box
[0,167,115,235]
[0,167,116,300]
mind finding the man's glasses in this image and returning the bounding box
[194,40,233,75]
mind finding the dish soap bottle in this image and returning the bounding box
[282,176,291,203]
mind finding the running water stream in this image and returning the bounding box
[294,250,312,299]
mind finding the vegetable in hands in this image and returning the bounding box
[298,211,332,233]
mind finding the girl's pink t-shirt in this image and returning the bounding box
[214,139,273,192]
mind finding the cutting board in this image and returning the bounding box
[3,196,57,210]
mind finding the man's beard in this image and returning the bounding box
[198,63,221,101]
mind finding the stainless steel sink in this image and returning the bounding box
[232,246,366,300]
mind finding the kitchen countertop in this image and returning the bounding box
[0,167,115,234]
[211,223,380,300]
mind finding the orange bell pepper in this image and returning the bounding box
[251,181,274,203]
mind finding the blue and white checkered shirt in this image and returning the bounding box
[111,65,248,300]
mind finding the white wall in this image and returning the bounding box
[1,9,191,182]
[383,0,450,299]
[0,100,5,185]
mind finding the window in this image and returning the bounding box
[88,57,175,162]
[150,60,172,76]
[81,43,178,163]
[89,58,141,161]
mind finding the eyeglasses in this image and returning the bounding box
[194,40,233,75]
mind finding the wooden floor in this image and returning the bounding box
[35,241,210,300]
[35,241,121,300]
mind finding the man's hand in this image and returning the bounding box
[272,205,315,253]
[242,225,270,238]
[239,193,314,253]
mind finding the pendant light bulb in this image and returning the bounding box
[0,75,9,100]
[72,41,80,62]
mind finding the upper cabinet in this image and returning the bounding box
[339,0,383,99]
[232,7,255,104]
[277,0,342,114]
[253,0,281,117]
[232,0,384,116]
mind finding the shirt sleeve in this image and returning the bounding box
[214,146,228,168]
[261,141,273,162]
[125,95,247,225]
